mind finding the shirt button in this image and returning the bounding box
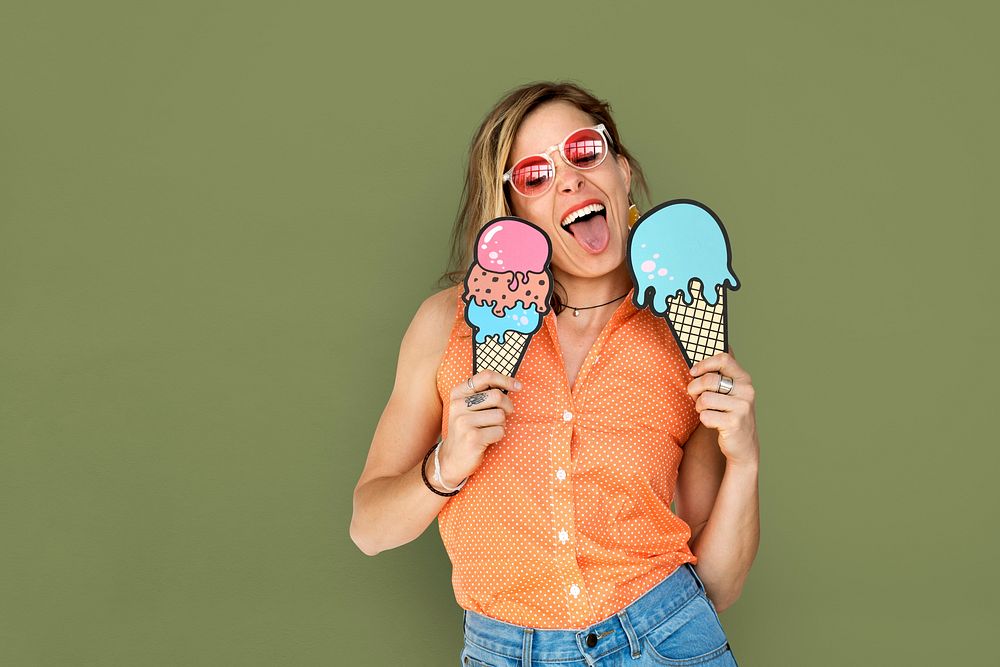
[556,468,567,481]
[558,529,569,544]
[569,584,581,598]
[563,410,573,422]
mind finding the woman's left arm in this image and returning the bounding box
[674,351,760,612]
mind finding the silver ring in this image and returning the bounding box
[718,375,734,395]
[466,377,475,391]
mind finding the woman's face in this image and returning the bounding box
[506,100,632,280]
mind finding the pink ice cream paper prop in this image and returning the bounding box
[462,218,553,378]
[627,199,740,367]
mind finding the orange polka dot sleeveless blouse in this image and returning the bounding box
[435,288,702,630]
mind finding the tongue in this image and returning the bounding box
[571,214,610,254]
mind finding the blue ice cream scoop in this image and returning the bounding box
[628,200,739,315]
[466,301,542,344]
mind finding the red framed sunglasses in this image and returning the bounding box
[502,124,613,197]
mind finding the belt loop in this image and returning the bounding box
[616,610,641,659]
[522,627,534,667]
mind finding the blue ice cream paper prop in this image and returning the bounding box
[627,199,740,367]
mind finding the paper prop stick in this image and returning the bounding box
[462,218,554,378]
[627,199,740,367]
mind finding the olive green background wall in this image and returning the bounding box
[2,1,997,665]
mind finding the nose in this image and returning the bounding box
[554,153,585,194]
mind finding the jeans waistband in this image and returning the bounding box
[463,563,706,663]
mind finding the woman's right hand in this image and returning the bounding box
[436,371,521,489]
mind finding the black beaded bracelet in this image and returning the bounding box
[421,443,462,497]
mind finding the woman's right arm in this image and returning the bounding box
[349,288,519,556]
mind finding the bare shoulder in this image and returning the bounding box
[393,285,461,388]
[414,285,461,333]
[402,285,460,353]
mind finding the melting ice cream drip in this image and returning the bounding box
[466,301,541,344]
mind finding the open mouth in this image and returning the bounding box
[560,201,610,254]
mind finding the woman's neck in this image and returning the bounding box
[553,263,633,310]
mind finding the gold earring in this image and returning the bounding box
[628,204,640,227]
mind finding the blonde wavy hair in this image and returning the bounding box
[442,81,650,294]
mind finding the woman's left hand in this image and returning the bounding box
[687,351,759,466]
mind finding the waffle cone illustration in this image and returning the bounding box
[628,200,739,368]
[474,331,531,377]
[463,218,553,379]
[664,279,729,366]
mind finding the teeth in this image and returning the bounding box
[561,203,606,229]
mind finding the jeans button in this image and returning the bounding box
[586,632,598,647]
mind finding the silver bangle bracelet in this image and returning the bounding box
[433,441,467,492]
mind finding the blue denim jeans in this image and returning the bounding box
[460,563,739,666]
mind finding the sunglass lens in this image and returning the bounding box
[563,128,606,169]
[510,156,554,196]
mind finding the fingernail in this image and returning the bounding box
[514,380,523,390]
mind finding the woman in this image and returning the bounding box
[351,81,759,666]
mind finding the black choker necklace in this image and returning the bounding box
[562,293,628,317]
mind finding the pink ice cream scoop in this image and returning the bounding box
[476,219,550,274]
